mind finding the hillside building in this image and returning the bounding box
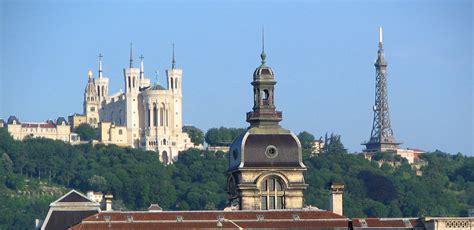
[78,45,192,163]
[4,115,80,143]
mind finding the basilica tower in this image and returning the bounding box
[225,34,307,210]
[166,44,183,132]
[94,53,109,104]
[123,43,141,147]
[83,69,99,127]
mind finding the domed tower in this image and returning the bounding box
[83,69,99,127]
[225,34,307,210]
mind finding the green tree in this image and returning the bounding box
[74,123,97,141]
[182,126,204,146]
[88,175,107,191]
[205,127,246,146]
[298,131,315,151]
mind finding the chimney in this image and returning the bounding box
[104,193,113,211]
[329,182,344,216]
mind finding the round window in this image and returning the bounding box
[265,145,278,158]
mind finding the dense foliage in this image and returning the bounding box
[205,127,246,146]
[74,123,97,141]
[0,127,472,229]
[182,126,205,146]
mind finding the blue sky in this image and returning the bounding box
[0,0,472,155]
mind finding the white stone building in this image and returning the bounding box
[4,116,80,143]
[82,45,192,163]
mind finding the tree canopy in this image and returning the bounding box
[74,123,97,141]
[205,127,246,146]
[182,126,204,146]
[0,127,472,229]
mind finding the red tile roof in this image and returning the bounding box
[71,210,349,229]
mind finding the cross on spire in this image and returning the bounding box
[129,43,133,68]
[98,53,103,78]
[172,43,176,69]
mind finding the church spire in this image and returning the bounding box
[247,29,282,128]
[260,27,266,65]
[172,43,176,69]
[98,53,103,78]
[140,54,144,79]
[129,43,134,68]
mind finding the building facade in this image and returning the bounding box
[81,46,192,163]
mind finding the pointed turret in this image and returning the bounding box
[246,29,282,128]
[84,69,99,127]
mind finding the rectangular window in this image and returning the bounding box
[277,196,284,209]
[261,197,267,210]
[269,196,275,209]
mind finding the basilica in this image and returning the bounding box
[76,45,192,163]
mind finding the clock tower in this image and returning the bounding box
[225,35,307,210]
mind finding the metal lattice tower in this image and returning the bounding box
[363,27,400,152]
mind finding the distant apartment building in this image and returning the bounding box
[396,148,425,164]
[3,116,80,143]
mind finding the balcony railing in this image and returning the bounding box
[246,111,282,120]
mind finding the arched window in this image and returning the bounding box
[262,89,269,105]
[160,107,164,126]
[119,129,123,135]
[260,177,285,210]
[97,86,101,97]
[170,78,174,89]
[147,107,151,127]
[175,78,178,89]
[153,105,158,126]
[162,151,169,164]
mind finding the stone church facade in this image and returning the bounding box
[80,46,192,163]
